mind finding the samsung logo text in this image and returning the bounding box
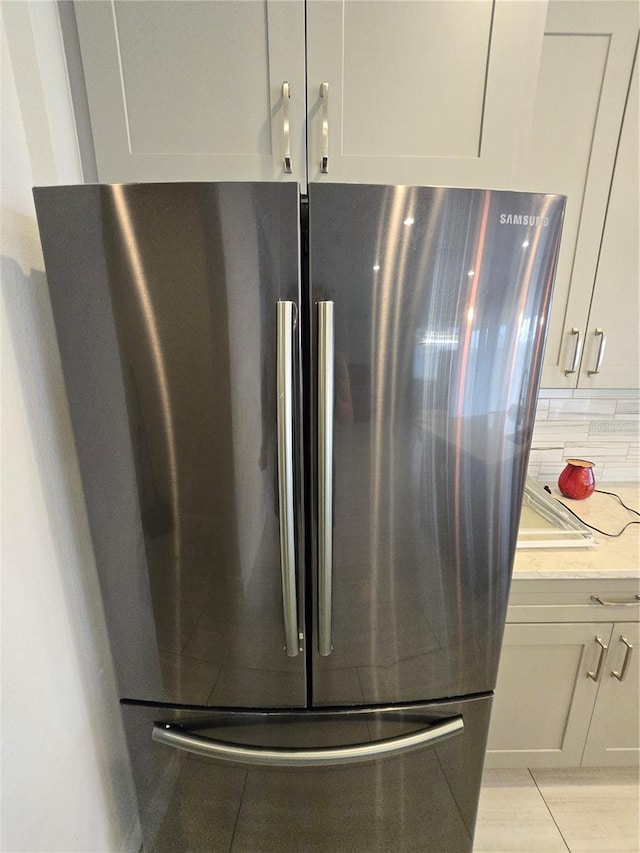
[499,214,549,226]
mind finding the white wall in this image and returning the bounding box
[1,3,140,850]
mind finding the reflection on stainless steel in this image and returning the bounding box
[34,180,564,852]
[34,182,305,707]
[111,185,182,560]
[309,184,564,705]
[110,185,187,698]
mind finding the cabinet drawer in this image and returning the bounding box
[506,578,640,623]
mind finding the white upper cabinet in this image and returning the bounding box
[73,0,547,190]
[580,51,639,389]
[506,1,638,387]
[305,0,547,187]
[74,1,306,184]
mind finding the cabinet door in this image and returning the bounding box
[73,1,306,184]
[582,623,640,767]
[578,52,639,389]
[486,622,613,768]
[513,1,638,387]
[305,0,547,186]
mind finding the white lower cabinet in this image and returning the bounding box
[581,623,640,767]
[486,580,639,768]
[487,622,609,768]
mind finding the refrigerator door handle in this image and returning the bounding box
[318,301,334,656]
[152,715,464,768]
[277,301,300,657]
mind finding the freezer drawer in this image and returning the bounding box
[121,695,491,852]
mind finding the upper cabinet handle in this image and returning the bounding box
[320,82,329,173]
[282,82,292,174]
[564,327,583,375]
[587,329,607,376]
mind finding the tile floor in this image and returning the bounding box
[474,767,640,852]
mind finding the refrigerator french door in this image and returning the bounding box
[33,182,564,852]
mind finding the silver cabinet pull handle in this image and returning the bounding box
[152,716,463,768]
[587,328,607,375]
[320,82,329,173]
[587,636,608,682]
[318,301,334,656]
[564,327,583,375]
[276,301,299,656]
[612,636,633,681]
[282,82,292,174]
[591,594,640,607]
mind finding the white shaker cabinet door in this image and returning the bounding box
[305,0,547,187]
[513,1,638,388]
[582,623,640,767]
[74,1,306,184]
[486,622,613,769]
[578,52,639,389]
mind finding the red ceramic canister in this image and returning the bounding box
[558,459,596,499]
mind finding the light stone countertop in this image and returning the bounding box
[513,483,640,580]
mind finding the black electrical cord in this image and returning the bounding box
[594,488,640,516]
[543,485,640,538]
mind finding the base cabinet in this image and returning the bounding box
[582,623,640,767]
[487,622,608,768]
[486,579,639,768]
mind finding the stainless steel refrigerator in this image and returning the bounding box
[33,182,564,852]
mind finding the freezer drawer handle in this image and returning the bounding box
[152,716,464,768]
[318,301,334,656]
[277,301,300,656]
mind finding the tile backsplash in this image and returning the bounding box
[528,389,640,484]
